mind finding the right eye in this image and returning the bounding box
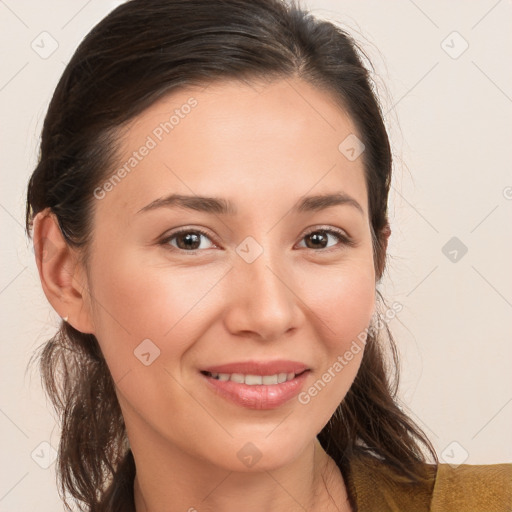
[159,228,218,253]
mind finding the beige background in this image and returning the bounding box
[1,0,511,510]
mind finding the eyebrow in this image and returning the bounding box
[136,192,364,216]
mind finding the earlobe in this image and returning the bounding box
[32,208,95,334]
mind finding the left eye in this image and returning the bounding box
[297,228,353,250]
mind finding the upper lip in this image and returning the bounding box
[200,360,310,376]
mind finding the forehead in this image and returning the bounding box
[96,77,368,221]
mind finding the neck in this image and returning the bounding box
[131,432,351,512]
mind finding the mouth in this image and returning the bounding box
[200,369,308,385]
[199,363,311,410]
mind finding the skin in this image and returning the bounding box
[33,76,387,512]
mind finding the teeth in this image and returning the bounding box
[246,375,263,385]
[262,375,277,385]
[207,372,297,385]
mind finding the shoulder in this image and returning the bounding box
[345,453,512,512]
[430,462,512,512]
[345,453,436,511]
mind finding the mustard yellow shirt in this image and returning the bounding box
[345,454,512,511]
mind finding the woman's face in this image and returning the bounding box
[83,77,376,471]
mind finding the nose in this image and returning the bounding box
[223,248,303,342]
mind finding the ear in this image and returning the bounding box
[375,221,391,282]
[382,222,391,254]
[32,208,95,334]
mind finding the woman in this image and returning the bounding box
[25,0,511,510]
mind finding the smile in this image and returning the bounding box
[200,369,310,410]
[202,371,301,385]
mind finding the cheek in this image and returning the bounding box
[301,261,376,350]
[293,262,375,420]
[86,249,229,380]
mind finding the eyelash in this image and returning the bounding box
[159,226,356,254]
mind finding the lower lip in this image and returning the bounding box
[200,371,310,410]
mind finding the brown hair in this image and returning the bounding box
[25,0,437,510]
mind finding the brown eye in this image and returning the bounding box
[298,228,355,251]
[304,230,331,249]
[162,229,215,252]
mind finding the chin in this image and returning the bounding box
[203,432,312,473]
